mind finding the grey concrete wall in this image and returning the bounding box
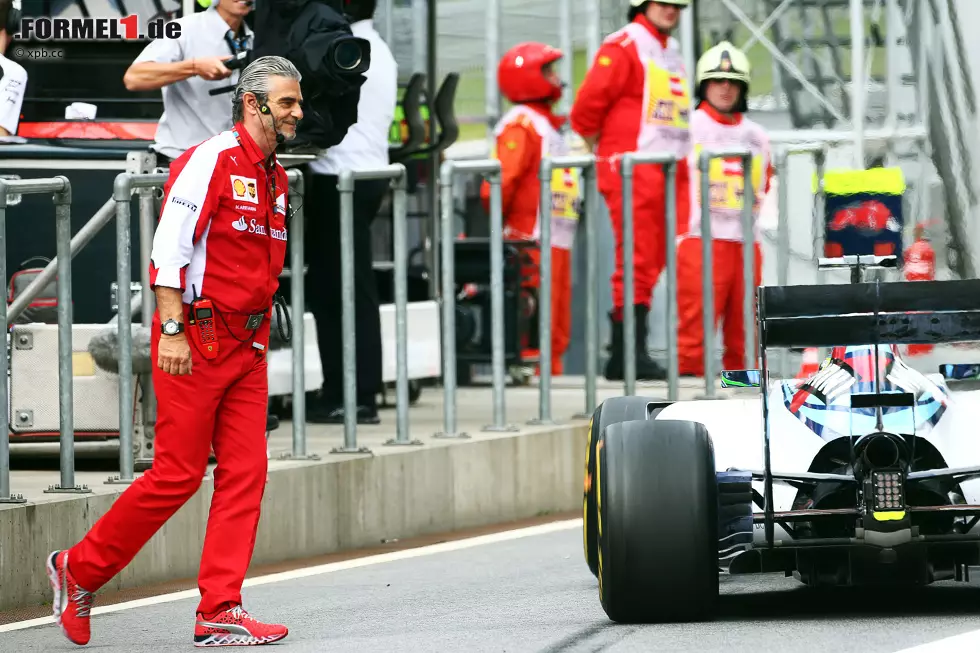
[0,424,587,613]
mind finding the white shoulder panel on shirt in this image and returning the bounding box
[163,131,239,218]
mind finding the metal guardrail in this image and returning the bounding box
[620,152,681,400]
[0,128,931,501]
[697,147,757,399]
[334,164,420,453]
[435,158,509,438]
[109,171,168,484]
[0,176,75,503]
[536,154,600,423]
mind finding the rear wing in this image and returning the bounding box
[757,278,980,349]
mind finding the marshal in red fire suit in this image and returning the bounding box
[479,41,580,375]
[62,124,288,617]
[481,105,580,375]
[570,12,692,380]
[677,104,773,376]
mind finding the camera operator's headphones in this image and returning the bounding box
[6,0,22,36]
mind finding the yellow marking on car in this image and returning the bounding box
[872,510,906,522]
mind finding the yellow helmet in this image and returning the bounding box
[696,41,751,112]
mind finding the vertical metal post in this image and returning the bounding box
[47,178,90,493]
[850,0,866,167]
[664,161,679,402]
[483,170,516,432]
[330,170,370,454]
[884,0,899,164]
[530,158,556,426]
[619,152,679,400]
[574,165,599,419]
[775,150,791,378]
[381,0,393,44]
[585,0,601,63]
[136,185,157,471]
[698,152,716,398]
[112,175,134,483]
[484,0,501,140]
[621,156,637,397]
[412,0,427,75]
[435,160,469,439]
[385,167,422,446]
[741,153,756,371]
[558,0,573,116]
[280,171,319,460]
[0,180,24,503]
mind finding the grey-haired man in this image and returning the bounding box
[45,56,301,649]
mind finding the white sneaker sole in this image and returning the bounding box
[45,551,69,638]
[194,632,288,647]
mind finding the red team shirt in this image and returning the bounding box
[149,123,289,315]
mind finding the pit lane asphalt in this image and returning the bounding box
[3,521,980,653]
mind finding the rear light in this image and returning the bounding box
[872,470,905,512]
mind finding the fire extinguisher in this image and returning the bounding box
[905,222,936,356]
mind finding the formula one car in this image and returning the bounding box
[582,256,980,624]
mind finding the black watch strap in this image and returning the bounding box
[161,319,185,336]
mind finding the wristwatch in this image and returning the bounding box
[161,319,185,336]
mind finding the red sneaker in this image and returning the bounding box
[194,606,288,647]
[46,550,95,645]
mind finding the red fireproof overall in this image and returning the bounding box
[66,124,287,618]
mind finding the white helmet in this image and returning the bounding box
[629,0,691,20]
[696,41,751,112]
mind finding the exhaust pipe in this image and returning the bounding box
[863,434,902,469]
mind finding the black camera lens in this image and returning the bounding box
[333,39,363,71]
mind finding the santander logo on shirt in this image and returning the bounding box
[231,216,288,242]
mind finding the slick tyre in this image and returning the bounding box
[583,396,664,577]
[596,419,718,623]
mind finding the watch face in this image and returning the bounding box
[164,321,179,335]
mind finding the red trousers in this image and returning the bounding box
[67,307,270,617]
[677,238,763,376]
[600,164,691,310]
[521,245,572,375]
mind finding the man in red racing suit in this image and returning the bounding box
[480,42,581,375]
[44,56,302,648]
[570,0,692,381]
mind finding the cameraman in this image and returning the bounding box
[123,0,254,164]
[305,0,397,424]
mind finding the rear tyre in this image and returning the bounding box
[596,419,718,623]
[583,396,664,577]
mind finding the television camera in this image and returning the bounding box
[208,0,372,150]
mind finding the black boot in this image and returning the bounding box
[603,311,625,381]
[633,304,667,381]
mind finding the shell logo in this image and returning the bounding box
[233,179,246,197]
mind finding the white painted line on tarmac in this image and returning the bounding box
[0,518,582,634]
[891,629,980,652]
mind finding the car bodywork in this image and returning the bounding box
[656,267,980,586]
